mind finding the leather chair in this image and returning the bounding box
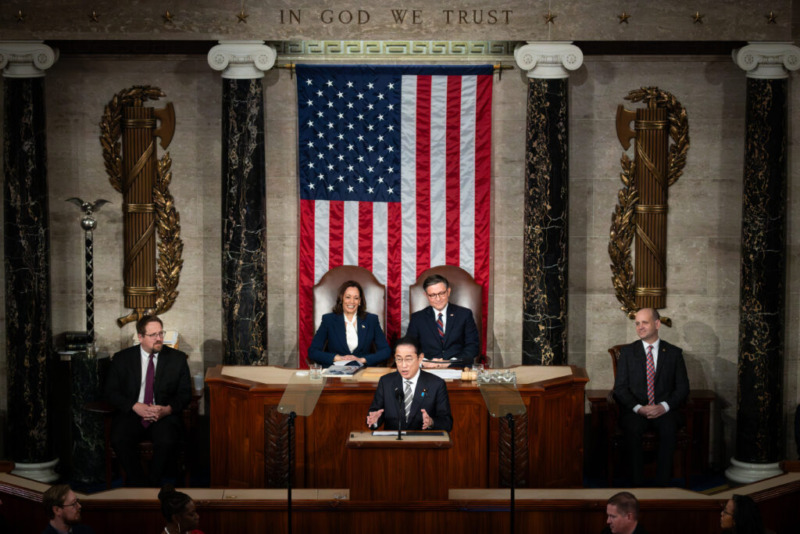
[409,265,484,364]
[313,265,387,333]
[606,344,693,487]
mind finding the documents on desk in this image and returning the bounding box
[323,364,360,376]
[425,369,463,380]
[372,430,447,437]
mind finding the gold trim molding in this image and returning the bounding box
[271,40,517,59]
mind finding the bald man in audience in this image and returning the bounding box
[612,308,689,487]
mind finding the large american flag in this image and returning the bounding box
[296,65,493,367]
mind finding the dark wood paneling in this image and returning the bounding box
[5,482,800,534]
[207,366,589,489]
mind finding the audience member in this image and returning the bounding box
[158,485,204,534]
[602,491,647,534]
[42,484,95,534]
[720,494,765,534]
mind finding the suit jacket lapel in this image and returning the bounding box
[334,315,348,352]
[132,348,143,392]
[408,371,428,420]
[655,343,669,384]
[356,316,367,352]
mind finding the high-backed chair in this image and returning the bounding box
[313,265,386,334]
[606,344,693,487]
[409,265,483,362]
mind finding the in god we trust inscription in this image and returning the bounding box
[278,8,513,25]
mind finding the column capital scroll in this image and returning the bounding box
[732,42,800,79]
[208,41,276,80]
[514,41,583,80]
[0,41,58,78]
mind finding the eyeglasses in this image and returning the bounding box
[60,498,80,508]
[395,357,419,366]
[142,331,166,339]
[425,290,448,300]
[721,508,733,516]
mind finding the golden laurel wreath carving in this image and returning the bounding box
[609,87,689,325]
[100,86,184,326]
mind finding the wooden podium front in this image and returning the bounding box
[346,431,452,500]
[206,365,588,489]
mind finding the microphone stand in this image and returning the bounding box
[395,387,404,441]
[287,411,296,534]
[506,413,515,534]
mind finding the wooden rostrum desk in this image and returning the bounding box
[205,365,588,490]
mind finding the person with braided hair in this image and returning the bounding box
[158,486,203,534]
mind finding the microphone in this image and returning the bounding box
[394,386,404,440]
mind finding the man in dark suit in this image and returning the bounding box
[105,315,191,486]
[366,336,453,432]
[406,274,479,368]
[613,308,689,487]
[602,491,648,534]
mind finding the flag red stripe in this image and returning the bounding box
[358,203,373,270]
[298,199,317,368]
[415,75,432,277]
[473,74,493,356]
[328,201,344,268]
[386,203,403,343]
[445,75,462,263]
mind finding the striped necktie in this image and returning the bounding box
[142,353,155,427]
[404,380,413,421]
[437,312,444,338]
[646,345,656,405]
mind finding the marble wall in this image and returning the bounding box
[0,51,798,463]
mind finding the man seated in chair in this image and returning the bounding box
[366,336,453,432]
[612,308,689,487]
[105,315,192,487]
[406,274,479,368]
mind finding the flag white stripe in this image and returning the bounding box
[314,200,330,283]
[400,75,418,329]
[372,202,388,288]
[429,75,447,267]
[459,75,477,276]
[343,201,359,266]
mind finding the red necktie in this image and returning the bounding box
[646,345,655,405]
[142,353,155,427]
[437,313,444,338]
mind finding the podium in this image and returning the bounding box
[346,431,452,500]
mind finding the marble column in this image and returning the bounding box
[727,42,800,484]
[1,41,59,481]
[514,42,583,366]
[208,42,275,365]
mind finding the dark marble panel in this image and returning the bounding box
[736,78,787,464]
[3,77,53,462]
[522,78,569,366]
[221,78,268,366]
[70,354,105,484]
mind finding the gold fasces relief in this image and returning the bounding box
[608,87,689,326]
[100,86,184,327]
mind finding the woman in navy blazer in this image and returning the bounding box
[308,280,390,367]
